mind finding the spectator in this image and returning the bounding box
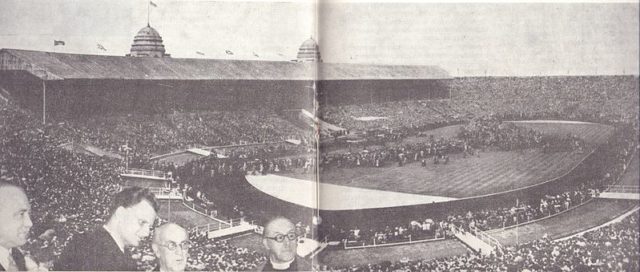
[259,217,311,271]
[151,223,190,272]
[54,187,159,271]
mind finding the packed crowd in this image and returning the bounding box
[320,117,587,170]
[0,103,267,270]
[458,118,586,152]
[333,211,639,272]
[319,99,467,132]
[1,103,124,266]
[0,75,638,271]
[320,76,639,132]
[336,219,444,247]
[158,143,315,177]
[320,137,462,169]
[331,184,599,247]
[46,110,312,162]
[327,123,636,247]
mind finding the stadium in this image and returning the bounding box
[1,2,639,272]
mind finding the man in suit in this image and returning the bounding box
[55,186,159,271]
[151,223,190,272]
[259,217,311,271]
[0,182,32,271]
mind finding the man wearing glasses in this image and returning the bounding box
[55,186,159,271]
[260,217,311,271]
[151,223,190,272]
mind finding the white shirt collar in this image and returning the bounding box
[270,256,295,270]
[0,245,12,270]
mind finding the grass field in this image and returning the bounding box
[618,152,639,186]
[282,121,615,198]
[315,150,638,268]
[506,121,613,145]
[158,200,222,228]
[317,198,638,268]
[489,152,639,246]
[318,238,469,268]
[316,150,589,198]
[489,198,638,246]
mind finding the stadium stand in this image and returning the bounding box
[0,75,637,270]
[329,210,640,272]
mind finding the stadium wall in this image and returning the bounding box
[0,71,43,113]
[317,79,450,106]
[0,74,316,118]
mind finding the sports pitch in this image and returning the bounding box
[283,121,614,198]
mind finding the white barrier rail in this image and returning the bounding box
[122,168,169,179]
[470,225,504,253]
[606,185,640,194]
[148,187,183,200]
[450,224,495,255]
[343,235,445,250]
[191,217,255,234]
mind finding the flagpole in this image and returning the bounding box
[147,1,150,26]
[42,78,46,125]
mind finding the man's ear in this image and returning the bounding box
[262,238,269,250]
[114,206,127,220]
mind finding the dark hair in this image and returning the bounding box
[108,186,159,217]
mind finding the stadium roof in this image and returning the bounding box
[0,49,450,81]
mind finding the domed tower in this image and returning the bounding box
[127,24,169,57]
[296,37,322,62]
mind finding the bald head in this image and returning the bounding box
[152,223,189,272]
[153,223,187,244]
[0,182,32,248]
[263,217,295,237]
[0,182,22,194]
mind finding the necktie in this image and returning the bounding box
[10,248,26,271]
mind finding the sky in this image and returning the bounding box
[0,0,637,76]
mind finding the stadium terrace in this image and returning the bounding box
[0,19,638,272]
[0,47,450,118]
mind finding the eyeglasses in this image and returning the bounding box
[157,240,193,252]
[264,232,298,243]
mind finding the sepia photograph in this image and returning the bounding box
[0,0,638,271]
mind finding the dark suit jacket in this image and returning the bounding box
[0,248,27,271]
[259,257,312,272]
[54,227,138,271]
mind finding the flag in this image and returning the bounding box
[149,1,157,7]
[225,50,234,55]
[253,52,259,58]
[54,40,65,46]
[97,44,107,51]
[196,51,205,56]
